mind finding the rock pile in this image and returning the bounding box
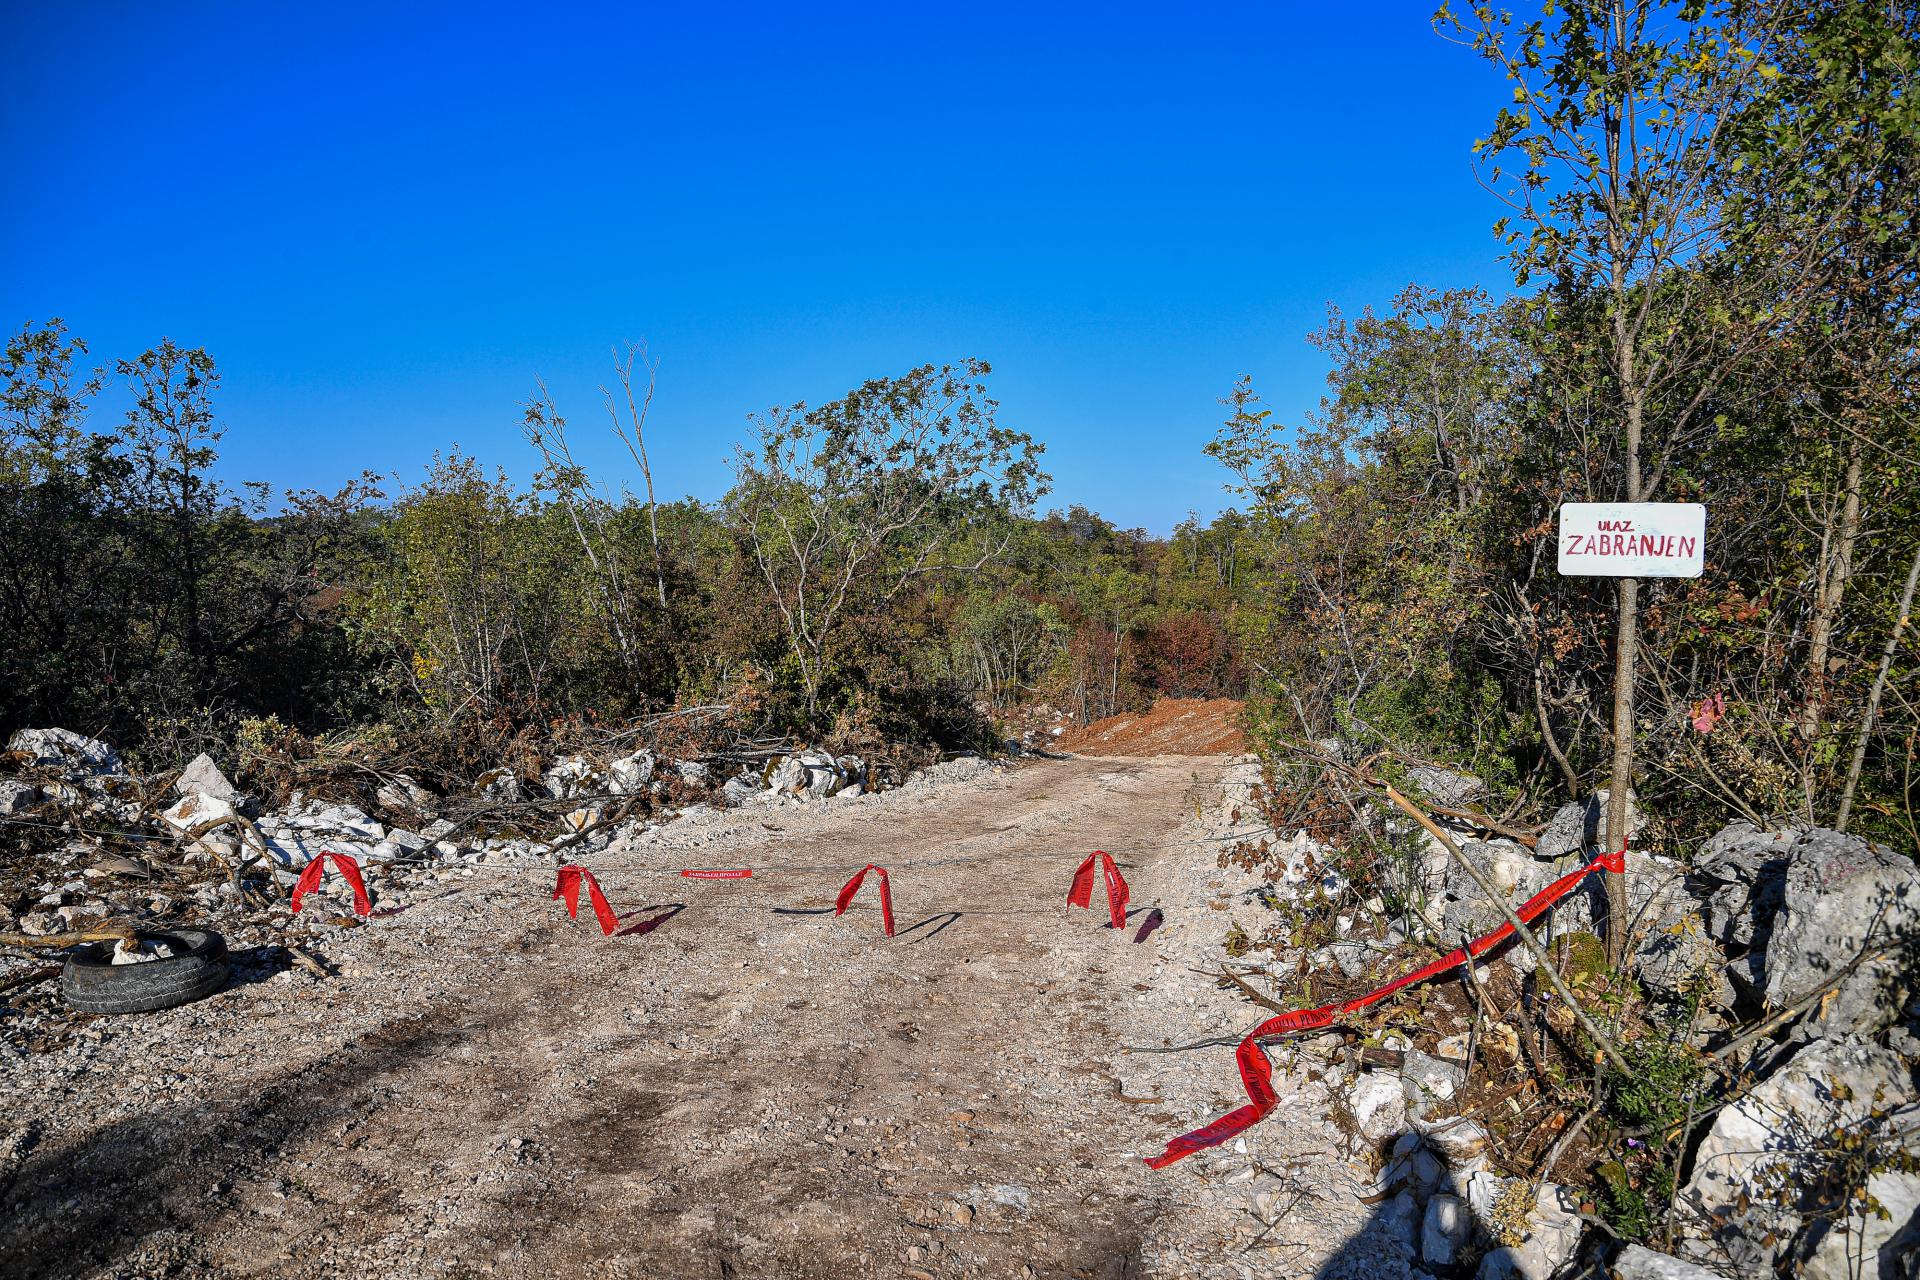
[1298,772,1920,1278]
[717,748,998,807]
[0,726,993,936]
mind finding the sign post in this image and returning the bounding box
[1557,503,1705,579]
[1556,502,1704,966]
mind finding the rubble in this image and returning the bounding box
[374,774,435,812]
[6,727,121,775]
[7,714,1916,1280]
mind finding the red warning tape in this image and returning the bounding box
[1068,850,1131,929]
[553,864,620,936]
[835,863,895,937]
[681,868,753,879]
[1144,844,1628,1169]
[290,851,371,917]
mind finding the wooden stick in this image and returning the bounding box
[1204,965,1289,1014]
[283,945,331,978]
[1296,746,1632,1074]
[0,926,137,949]
[0,965,60,995]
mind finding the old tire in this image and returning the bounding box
[60,928,230,1015]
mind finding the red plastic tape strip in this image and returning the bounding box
[1068,850,1131,929]
[681,869,753,879]
[835,864,895,938]
[289,851,372,917]
[552,864,619,936]
[1144,844,1627,1169]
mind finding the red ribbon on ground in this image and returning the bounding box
[290,851,372,917]
[1068,850,1131,930]
[681,868,753,879]
[835,864,895,938]
[1144,844,1628,1170]
[553,864,620,936]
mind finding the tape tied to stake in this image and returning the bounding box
[290,851,372,917]
[553,864,620,936]
[1144,843,1628,1170]
[1068,850,1131,929]
[835,863,895,937]
[681,868,753,879]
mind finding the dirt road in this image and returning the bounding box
[3,752,1369,1280]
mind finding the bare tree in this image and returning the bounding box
[521,379,643,671]
[602,343,668,611]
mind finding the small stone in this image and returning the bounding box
[161,791,236,834]
[1419,1115,1490,1164]
[1422,1193,1470,1267]
[0,780,39,815]
[608,751,656,794]
[17,910,60,936]
[375,775,436,812]
[174,753,240,802]
[1401,1049,1465,1106]
[1349,1071,1407,1144]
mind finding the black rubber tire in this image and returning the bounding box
[60,928,230,1015]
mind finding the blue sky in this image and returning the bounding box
[2,3,1512,534]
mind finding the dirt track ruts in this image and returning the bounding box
[2,753,1262,1280]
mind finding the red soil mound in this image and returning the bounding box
[1052,697,1248,756]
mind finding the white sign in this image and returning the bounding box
[1557,502,1705,578]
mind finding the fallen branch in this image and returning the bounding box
[283,945,331,978]
[0,926,138,950]
[1421,801,1542,849]
[1295,744,1632,1075]
[0,965,60,996]
[1202,965,1289,1014]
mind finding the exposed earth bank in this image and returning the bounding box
[1050,699,1249,757]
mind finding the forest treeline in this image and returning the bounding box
[1,0,1915,854]
[0,334,1254,772]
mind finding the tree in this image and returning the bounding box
[1445,0,1822,962]
[729,359,1048,725]
[117,339,222,687]
[354,453,579,725]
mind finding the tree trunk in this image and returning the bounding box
[1603,313,1646,969]
[1798,439,1865,744]
[1534,669,1582,800]
[1604,573,1638,967]
[1836,540,1920,833]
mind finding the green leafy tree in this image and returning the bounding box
[729,359,1048,726]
